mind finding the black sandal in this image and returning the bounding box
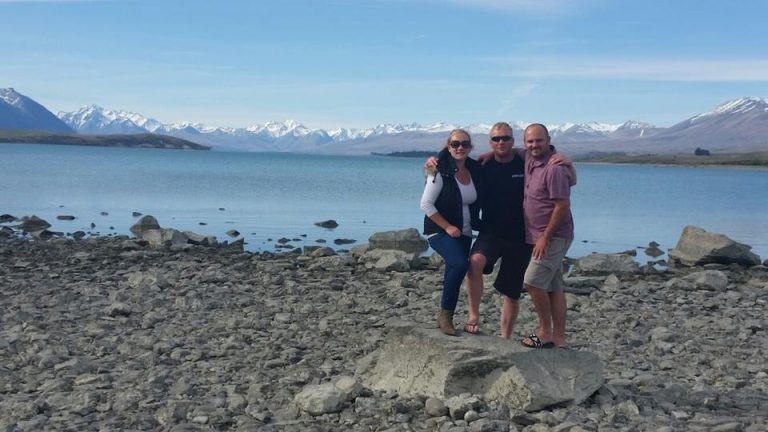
[522,334,554,349]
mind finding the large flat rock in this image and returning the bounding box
[669,225,761,267]
[356,323,603,412]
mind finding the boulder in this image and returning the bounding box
[0,226,13,237]
[294,382,345,415]
[224,238,245,251]
[644,246,664,258]
[350,244,370,260]
[0,214,18,223]
[428,253,445,268]
[226,229,240,238]
[360,249,415,272]
[130,215,160,237]
[310,246,337,257]
[183,231,218,247]
[141,228,189,249]
[333,376,362,401]
[424,397,449,417]
[357,324,603,412]
[682,270,728,291]
[668,226,760,267]
[315,220,339,229]
[56,215,76,220]
[573,253,640,275]
[19,215,51,233]
[368,228,428,254]
[333,238,356,245]
[31,230,61,240]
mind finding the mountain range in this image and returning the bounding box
[2,87,767,155]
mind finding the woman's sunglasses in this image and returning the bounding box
[449,140,472,149]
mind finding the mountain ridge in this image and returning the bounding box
[0,88,73,133]
[2,87,767,155]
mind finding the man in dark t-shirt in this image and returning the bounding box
[464,122,532,338]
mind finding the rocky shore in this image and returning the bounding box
[1,217,767,431]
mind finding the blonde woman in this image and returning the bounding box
[420,129,484,335]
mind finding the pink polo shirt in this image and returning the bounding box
[523,152,574,244]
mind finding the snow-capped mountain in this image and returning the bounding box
[58,105,151,134]
[0,88,73,133]
[645,97,768,152]
[688,97,768,123]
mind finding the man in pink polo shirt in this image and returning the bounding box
[521,123,574,349]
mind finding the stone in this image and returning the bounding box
[668,225,761,267]
[311,246,337,257]
[573,253,640,275]
[446,394,482,420]
[464,409,480,422]
[645,246,664,257]
[368,228,428,254]
[0,226,13,237]
[429,253,445,268]
[315,219,339,229]
[711,423,743,432]
[425,397,449,417]
[141,228,189,249]
[294,382,345,415]
[56,215,76,220]
[32,229,61,240]
[224,238,245,251]
[130,215,160,236]
[682,270,728,291]
[183,231,218,246]
[0,213,18,223]
[127,271,171,290]
[360,249,415,272]
[356,324,604,412]
[19,215,51,233]
[470,419,511,432]
[107,302,132,317]
[334,238,356,245]
[226,229,240,237]
[334,376,362,401]
[350,243,371,260]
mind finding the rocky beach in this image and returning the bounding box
[1,216,767,432]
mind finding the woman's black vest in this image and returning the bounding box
[423,149,483,236]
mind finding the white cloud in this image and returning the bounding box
[494,57,768,82]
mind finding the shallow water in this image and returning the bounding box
[1,143,766,262]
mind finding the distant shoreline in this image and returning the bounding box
[0,129,210,150]
[574,151,768,167]
[373,149,768,168]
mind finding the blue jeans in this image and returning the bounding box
[428,233,472,311]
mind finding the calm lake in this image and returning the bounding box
[1,143,766,263]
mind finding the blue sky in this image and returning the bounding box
[2,0,767,129]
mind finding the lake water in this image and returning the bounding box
[1,143,767,263]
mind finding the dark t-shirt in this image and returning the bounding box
[479,156,526,242]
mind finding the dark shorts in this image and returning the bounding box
[470,232,532,300]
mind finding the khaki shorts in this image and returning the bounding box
[524,237,572,292]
